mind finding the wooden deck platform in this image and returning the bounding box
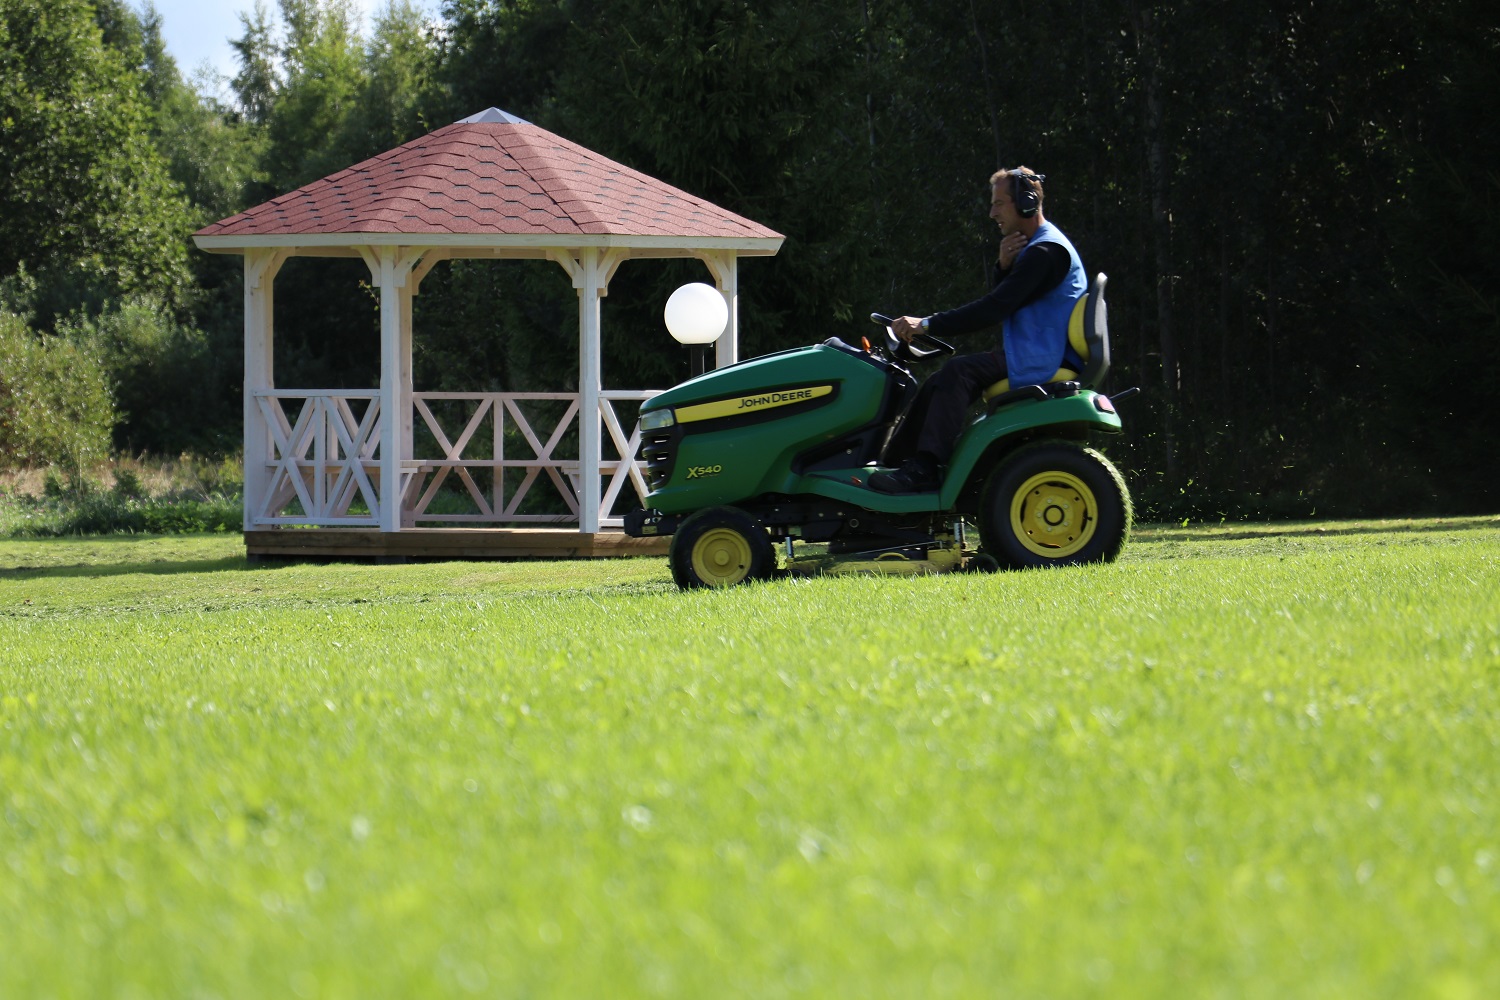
[244,528,670,562]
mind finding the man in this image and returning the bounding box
[869,167,1087,493]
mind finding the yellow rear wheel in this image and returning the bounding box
[1009,470,1099,558]
[980,442,1131,569]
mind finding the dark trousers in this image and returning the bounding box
[885,350,1008,466]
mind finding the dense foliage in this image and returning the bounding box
[0,0,194,316]
[0,309,114,474]
[0,0,1495,516]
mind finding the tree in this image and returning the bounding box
[0,0,195,318]
[433,0,882,389]
[230,0,280,127]
[265,0,368,192]
[138,3,264,227]
[357,0,437,149]
[434,0,574,124]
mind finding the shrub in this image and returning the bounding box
[112,467,146,500]
[0,311,116,474]
[60,296,237,456]
[1,454,247,537]
[4,488,241,537]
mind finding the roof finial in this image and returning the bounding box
[457,108,531,125]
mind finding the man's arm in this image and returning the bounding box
[925,242,1071,338]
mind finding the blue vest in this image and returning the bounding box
[1003,221,1087,386]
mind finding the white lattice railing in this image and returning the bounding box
[254,390,383,526]
[250,389,658,528]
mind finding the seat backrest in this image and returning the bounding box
[1077,272,1109,389]
[1066,294,1088,370]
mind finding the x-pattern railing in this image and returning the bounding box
[406,391,656,526]
[249,389,657,527]
[254,391,384,525]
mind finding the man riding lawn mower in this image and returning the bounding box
[623,168,1137,588]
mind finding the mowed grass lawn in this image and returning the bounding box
[2,517,1498,998]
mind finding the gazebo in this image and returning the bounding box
[193,109,783,560]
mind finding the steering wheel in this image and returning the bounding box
[869,313,955,362]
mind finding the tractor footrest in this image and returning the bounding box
[624,508,682,538]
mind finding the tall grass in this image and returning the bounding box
[2,517,1498,998]
[0,455,241,536]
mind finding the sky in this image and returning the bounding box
[144,0,439,94]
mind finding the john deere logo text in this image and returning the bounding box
[674,384,833,424]
[686,464,723,479]
[738,388,813,410]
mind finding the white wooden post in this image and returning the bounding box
[364,246,418,533]
[697,251,740,367]
[718,256,739,369]
[403,249,445,527]
[398,257,418,530]
[243,248,288,530]
[577,247,604,533]
[400,268,415,473]
[406,254,445,466]
[550,248,627,533]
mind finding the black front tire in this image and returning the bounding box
[669,506,776,589]
[963,552,1001,573]
[979,441,1131,569]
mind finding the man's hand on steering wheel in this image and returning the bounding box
[890,315,926,343]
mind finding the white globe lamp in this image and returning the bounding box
[664,283,727,376]
[664,283,728,344]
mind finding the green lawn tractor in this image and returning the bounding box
[624,273,1137,588]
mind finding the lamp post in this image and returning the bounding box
[664,282,728,378]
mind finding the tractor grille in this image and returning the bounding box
[641,431,678,491]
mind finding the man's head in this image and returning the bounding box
[989,167,1045,236]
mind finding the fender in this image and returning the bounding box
[940,391,1122,507]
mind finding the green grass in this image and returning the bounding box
[3,517,1498,998]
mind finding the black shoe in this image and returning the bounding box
[868,458,941,494]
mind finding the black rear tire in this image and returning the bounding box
[669,506,776,589]
[979,441,1131,569]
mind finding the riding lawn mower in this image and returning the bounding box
[623,273,1137,588]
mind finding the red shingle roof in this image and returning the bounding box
[196,113,782,243]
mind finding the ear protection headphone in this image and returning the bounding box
[1008,169,1046,217]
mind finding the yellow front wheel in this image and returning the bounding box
[670,507,775,589]
[980,442,1131,569]
[691,527,755,586]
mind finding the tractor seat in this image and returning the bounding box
[982,272,1111,409]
